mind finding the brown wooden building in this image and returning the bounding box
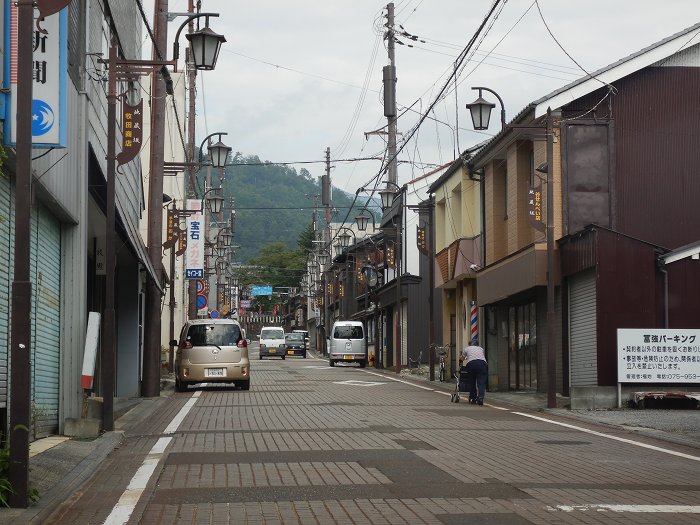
[468,23,700,407]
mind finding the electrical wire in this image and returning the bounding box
[534,0,617,94]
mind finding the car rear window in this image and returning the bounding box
[261,329,284,339]
[186,324,241,346]
[285,333,303,342]
[334,325,363,339]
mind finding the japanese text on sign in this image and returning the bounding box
[617,329,700,383]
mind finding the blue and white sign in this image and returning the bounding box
[5,5,68,147]
[251,285,273,296]
[185,199,204,279]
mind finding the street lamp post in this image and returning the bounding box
[143,5,226,398]
[378,181,403,373]
[468,88,556,407]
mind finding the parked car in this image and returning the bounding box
[258,326,286,359]
[172,319,250,392]
[329,320,367,367]
[284,332,307,358]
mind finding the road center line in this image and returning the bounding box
[104,390,201,525]
[513,411,700,462]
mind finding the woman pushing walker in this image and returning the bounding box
[459,337,488,405]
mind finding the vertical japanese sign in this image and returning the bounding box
[527,186,545,232]
[6,4,67,147]
[416,225,428,255]
[116,100,143,166]
[185,199,204,279]
[163,208,177,249]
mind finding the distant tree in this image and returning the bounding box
[297,220,315,253]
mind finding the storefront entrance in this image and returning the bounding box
[508,302,537,390]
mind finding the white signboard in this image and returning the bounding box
[8,6,67,146]
[617,329,700,383]
[185,199,204,279]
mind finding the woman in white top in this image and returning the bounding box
[459,337,488,405]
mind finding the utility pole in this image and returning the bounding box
[143,0,169,397]
[384,2,398,185]
[186,0,198,320]
[322,147,331,354]
[9,0,36,508]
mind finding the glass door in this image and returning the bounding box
[508,301,537,390]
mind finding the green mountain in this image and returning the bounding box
[216,154,370,263]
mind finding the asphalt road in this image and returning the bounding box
[43,344,700,524]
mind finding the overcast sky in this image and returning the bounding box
[147,0,700,195]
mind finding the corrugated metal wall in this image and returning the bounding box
[31,205,61,438]
[612,66,700,249]
[569,270,597,386]
[0,173,11,408]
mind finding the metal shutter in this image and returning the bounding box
[569,270,597,386]
[31,204,61,438]
[0,173,11,408]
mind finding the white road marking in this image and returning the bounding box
[513,411,700,462]
[333,379,386,386]
[364,370,435,391]
[551,504,700,513]
[103,391,201,525]
[363,367,700,464]
[164,390,201,434]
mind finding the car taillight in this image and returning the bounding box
[181,341,193,349]
[237,339,247,348]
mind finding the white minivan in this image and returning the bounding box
[259,326,286,359]
[329,320,367,367]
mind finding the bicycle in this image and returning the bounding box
[438,349,447,382]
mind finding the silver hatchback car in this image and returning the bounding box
[172,319,250,391]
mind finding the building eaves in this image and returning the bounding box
[427,140,491,193]
[533,22,700,117]
[469,22,700,169]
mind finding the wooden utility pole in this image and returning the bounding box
[143,0,169,397]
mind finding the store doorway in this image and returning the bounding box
[508,302,537,390]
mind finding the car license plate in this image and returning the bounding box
[287,350,295,355]
[205,368,225,377]
[344,354,353,360]
[269,348,276,353]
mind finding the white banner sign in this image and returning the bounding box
[185,199,204,279]
[8,6,67,146]
[617,328,700,383]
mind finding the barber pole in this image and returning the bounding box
[470,301,478,342]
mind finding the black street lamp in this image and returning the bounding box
[466,86,506,131]
[172,14,226,71]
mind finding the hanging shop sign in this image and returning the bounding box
[5,4,67,147]
[116,99,143,166]
[527,186,545,233]
[185,199,204,279]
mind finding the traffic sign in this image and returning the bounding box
[196,294,207,309]
[210,310,220,319]
[196,279,205,293]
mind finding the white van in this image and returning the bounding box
[259,326,286,359]
[329,320,367,367]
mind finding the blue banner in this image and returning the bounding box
[251,285,272,296]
